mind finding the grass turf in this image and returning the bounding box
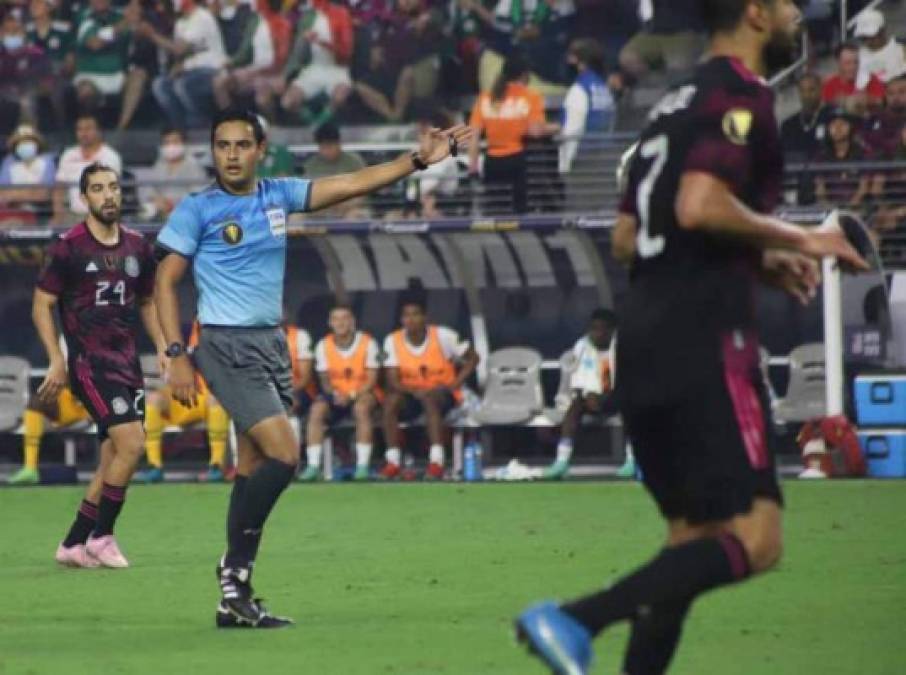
[0,481,903,675]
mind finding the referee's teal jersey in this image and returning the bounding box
[157,178,312,327]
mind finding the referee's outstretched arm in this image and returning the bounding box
[307,125,474,212]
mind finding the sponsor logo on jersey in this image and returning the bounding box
[111,397,129,415]
[722,108,753,145]
[85,261,99,273]
[222,222,243,245]
[125,255,139,278]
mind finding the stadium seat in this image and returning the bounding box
[0,356,29,432]
[473,347,543,425]
[772,343,827,425]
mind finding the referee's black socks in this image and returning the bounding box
[563,533,751,637]
[225,459,295,570]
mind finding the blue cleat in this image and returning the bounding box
[515,602,592,675]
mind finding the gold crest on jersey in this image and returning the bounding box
[221,222,243,245]
[722,108,753,145]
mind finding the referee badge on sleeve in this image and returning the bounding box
[267,208,287,239]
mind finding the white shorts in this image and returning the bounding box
[291,64,351,99]
[73,72,125,96]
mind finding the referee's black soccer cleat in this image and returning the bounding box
[215,598,294,629]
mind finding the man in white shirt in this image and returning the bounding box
[300,304,381,482]
[546,308,617,479]
[147,0,227,128]
[139,128,207,220]
[52,114,123,224]
[381,294,478,480]
[854,8,906,87]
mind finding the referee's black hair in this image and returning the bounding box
[79,162,119,195]
[699,0,779,35]
[210,108,267,145]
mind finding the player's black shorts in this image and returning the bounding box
[69,362,145,442]
[619,331,783,524]
[399,390,456,422]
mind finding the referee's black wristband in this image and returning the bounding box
[410,151,428,171]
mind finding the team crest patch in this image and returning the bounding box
[266,208,286,238]
[222,222,244,245]
[112,397,129,415]
[722,108,753,145]
[125,255,140,278]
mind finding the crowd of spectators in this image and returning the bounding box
[0,0,621,134]
[779,8,906,233]
[0,1,903,227]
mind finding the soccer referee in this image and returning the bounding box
[154,109,471,628]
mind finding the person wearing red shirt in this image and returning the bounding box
[822,42,885,107]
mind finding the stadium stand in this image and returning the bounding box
[1,0,905,482]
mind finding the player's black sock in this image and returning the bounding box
[622,598,692,675]
[225,459,294,569]
[62,499,98,547]
[562,533,750,636]
[93,483,127,537]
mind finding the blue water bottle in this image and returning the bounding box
[463,441,484,482]
[463,442,476,482]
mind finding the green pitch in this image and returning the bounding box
[1,481,903,674]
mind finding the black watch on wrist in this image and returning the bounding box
[165,342,186,358]
[410,151,428,171]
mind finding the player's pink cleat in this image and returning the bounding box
[55,542,100,568]
[86,535,130,568]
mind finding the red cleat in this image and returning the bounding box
[424,462,445,481]
[378,462,401,480]
[401,467,419,481]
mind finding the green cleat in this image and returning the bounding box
[353,465,370,481]
[8,466,38,485]
[134,466,164,484]
[543,459,570,480]
[298,465,320,482]
[616,456,637,478]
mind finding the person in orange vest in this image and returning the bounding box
[546,309,618,480]
[135,321,232,483]
[300,304,380,482]
[381,294,479,480]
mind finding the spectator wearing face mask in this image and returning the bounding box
[0,124,56,212]
[139,127,207,220]
[853,9,906,87]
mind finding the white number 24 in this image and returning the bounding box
[95,280,126,306]
[635,134,668,259]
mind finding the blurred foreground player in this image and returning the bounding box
[35,163,165,569]
[154,109,472,628]
[516,1,869,673]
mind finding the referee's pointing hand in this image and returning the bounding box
[418,125,474,166]
[168,354,198,408]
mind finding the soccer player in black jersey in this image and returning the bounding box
[516,2,869,673]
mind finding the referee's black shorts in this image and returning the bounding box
[619,331,783,524]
